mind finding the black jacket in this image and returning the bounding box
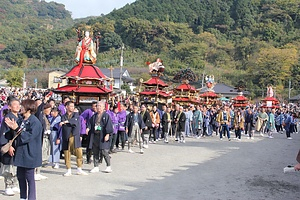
[125,112,145,137]
[141,111,152,134]
[0,112,21,165]
[14,114,42,169]
[87,111,113,150]
[60,112,81,150]
[175,111,186,132]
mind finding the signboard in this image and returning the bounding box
[266,101,272,107]
[79,96,99,103]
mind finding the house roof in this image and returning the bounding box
[233,95,248,101]
[263,96,279,102]
[200,91,218,97]
[100,68,135,83]
[54,85,112,94]
[290,94,300,100]
[173,97,200,103]
[100,68,126,78]
[143,77,168,87]
[63,65,109,80]
[175,83,197,92]
[199,83,249,95]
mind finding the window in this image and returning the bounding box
[53,77,62,83]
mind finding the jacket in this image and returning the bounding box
[88,111,113,150]
[125,112,145,137]
[14,114,42,169]
[141,111,152,134]
[60,112,81,150]
[0,112,21,165]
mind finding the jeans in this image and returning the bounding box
[116,131,126,149]
[17,167,36,200]
[150,127,158,141]
[235,128,242,139]
[220,124,230,139]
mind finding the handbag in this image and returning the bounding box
[1,128,23,155]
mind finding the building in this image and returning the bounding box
[100,68,135,89]
[290,94,300,103]
[48,69,68,89]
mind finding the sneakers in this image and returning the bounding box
[35,174,48,181]
[128,149,134,153]
[140,149,144,154]
[63,170,72,177]
[11,187,20,194]
[182,140,186,143]
[5,188,15,196]
[287,137,293,140]
[143,144,149,149]
[220,138,223,141]
[269,136,274,139]
[53,163,59,169]
[260,133,264,137]
[164,139,168,143]
[103,166,112,173]
[77,169,88,175]
[39,174,48,180]
[90,167,99,173]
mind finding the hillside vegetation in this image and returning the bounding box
[0,0,299,99]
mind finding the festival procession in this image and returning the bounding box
[0,28,299,199]
[0,0,300,200]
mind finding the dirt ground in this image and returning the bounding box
[1,132,299,200]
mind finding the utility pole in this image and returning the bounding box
[288,79,292,102]
[22,73,26,92]
[119,43,124,90]
[201,73,205,88]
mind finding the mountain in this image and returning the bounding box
[0,0,299,98]
[0,0,73,49]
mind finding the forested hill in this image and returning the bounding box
[0,0,299,98]
[0,0,73,49]
[107,0,300,32]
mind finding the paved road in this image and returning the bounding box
[1,132,300,200]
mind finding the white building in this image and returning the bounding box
[100,68,135,90]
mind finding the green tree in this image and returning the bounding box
[5,67,24,87]
[248,45,298,93]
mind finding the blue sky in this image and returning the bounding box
[45,0,136,19]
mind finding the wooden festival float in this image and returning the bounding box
[172,68,200,106]
[232,92,249,108]
[261,85,280,108]
[54,30,112,106]
[138,59,172,108]
[199,75,220,105]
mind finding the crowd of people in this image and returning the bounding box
[0,87,299,199]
